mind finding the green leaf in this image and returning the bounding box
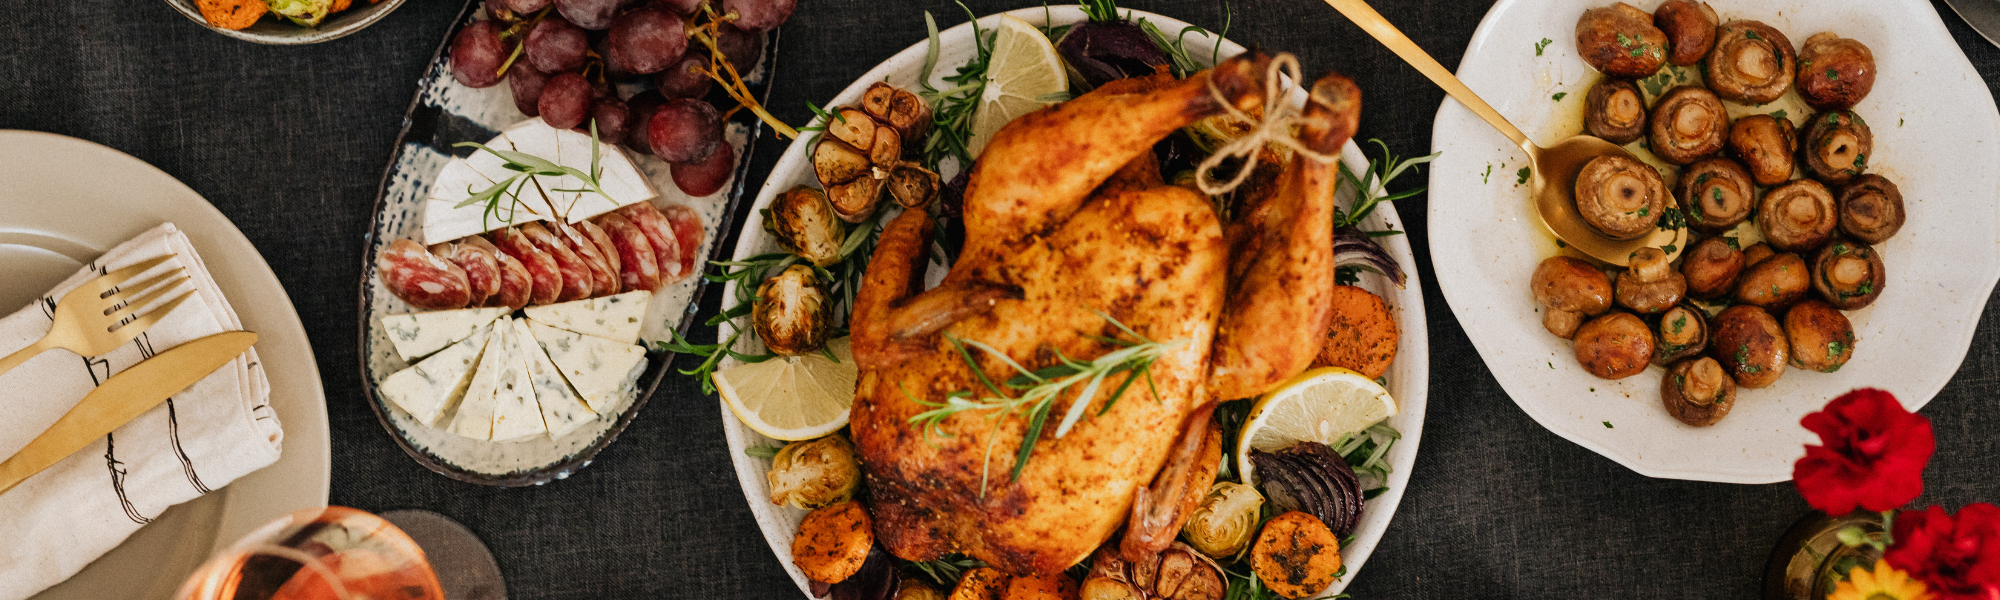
[1516,167,1531,185]
[1552,92,1568,101]
[1535,38,1553,55]
[1603,421,1614,428]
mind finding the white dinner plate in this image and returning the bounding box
[717,7,1429,596]
[0,130,330,599]
[1428,0,2000,482]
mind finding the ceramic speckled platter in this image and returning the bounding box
[718,7,1430,597]
[357,0,778,486]
[1429,0,2000,483]
[161,0,409,45]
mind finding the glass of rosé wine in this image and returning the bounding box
[175,506,444,600]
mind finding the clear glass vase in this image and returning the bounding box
[1763,510,1887,600]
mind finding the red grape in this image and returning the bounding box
[498,0,554,13]
[525,16,589,74]
[587,97,634,142]
[647,98,722,162]
[653,54,713,98]
[450,21,508,88]
[595,36,633,79]
[556,0,631,30]
[509,62,553,116]
[609,8,687,75]
[623,90,668,154]
[723,0,794,32]
[540,72,595,130]
[671,140,733,196]
[652,0,703,15]
[715,23,765,71]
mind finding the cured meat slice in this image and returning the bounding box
[575,219,623,285]
[430,241,502,307]
[594,212,661,292]
[553,221,620,297]
[463,236,533,310]
[517,222,594,302]
[616,203,684,282]
[377,238,472,310]
[487,228,564,305]
[660,204,705,283]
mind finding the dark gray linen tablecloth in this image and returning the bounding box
[6,1,1999,597]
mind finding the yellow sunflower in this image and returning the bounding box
[1828,559,1934,600]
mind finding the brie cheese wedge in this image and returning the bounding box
[545,126,657,223]
[379,322,494,426]
[511,319,597,439]
[526,320,647,414]
[380,306,511,362]
[488,318,549,442]
[422,119,656,245]
[447,322,511,440]
[523,290,653,345]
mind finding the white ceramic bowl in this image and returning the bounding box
[161,0,408,45]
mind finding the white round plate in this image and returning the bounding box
[1428,0,2000,483]
[0,130,330,600]
[717,7,1428,596]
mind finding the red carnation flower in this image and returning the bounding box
[1886,503,2000,599]
[1792,388,1935,514]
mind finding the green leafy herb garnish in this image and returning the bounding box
[743,445,782,459]
[1604,421,1615,428]
[1516,167,1531,185]
[453,121,617,232]
[917,4,993,170]
[1334,139,1439,228]
[1552,92,1568,101]
[1536,38,1554,55]
[1772,109,1788,121]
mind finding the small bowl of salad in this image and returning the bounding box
[163,0,409,44]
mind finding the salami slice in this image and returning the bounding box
[487,228,564,306]
[594,212,661,292]
[575,219,622,286]
[660,204,705,283]
[517,222,594,302]
[430,241,501,307]
[463,236,532,310]
[616,203,684,282]
[553,221,620,297]
[377,238,472,310]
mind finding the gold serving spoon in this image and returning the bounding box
[1322,0,1684,266]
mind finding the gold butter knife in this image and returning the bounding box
[0,330,258,496]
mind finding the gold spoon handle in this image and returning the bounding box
[1321,0,1532,148]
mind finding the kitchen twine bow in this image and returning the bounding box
[1195,52,1341,196]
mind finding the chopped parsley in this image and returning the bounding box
[1483,163,1494,184]
[1671,315,1687,333]
[1603,421,1615,429]
[1828,340,1846,359]
[1771,109,1788,121]
[1743,30,1763,41]
[1724,236,1740,249]
[1553,92,1568,101]
[1662,243,1677,254]
[1536,38,1554,55]
[1826,69,1839,81]
[1517,167,1531,185]
[1636,207,1650,217]
[1617,32,1634,47]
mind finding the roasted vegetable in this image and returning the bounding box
[1662,357,1736,426]
[888,162,943,209]
[1249,512,1343,600]
[1652,301,1709,366]
[1615,247,1686,314]
[1250,442,1363,538]
[1837,174,1905,244]
[1707,20,1796,104]
[768,434,862,509]
[1681,236,1744,300]
[1532,256,1614,339]
[1800,111,1872,185]
[754,265,831,355]
[1785,299,1856,373]
[1648,86,1729,165]
[1056,20,1173,89]
[792,500,875,584]
[769,186,847,266]
[831,549,902,600]
[860,82,934,148]
[1653,0,1719,66]
[1575,3,1668,78]
[1574,154,1668,240]
[898,576,948,600]
[1795,33,1876,111]
[949,568,1009,600]
[266,0,335,26]
[196,0,268,30]
[1711,305,1789,388]
[1584,79,1647,145]
[1732,252,1810,309]
[1312,285,1399,379]
[1574,312,1656,380]
[816,87,927,222]
[1082,542,1225,600]
[1003,573,1078,600]
[1181,481,1264,559]
[1757,179,1838,252]
[1812,239,1886,309]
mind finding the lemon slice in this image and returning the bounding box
[1235,367,1397,484]
[715,337,858,441]
[966,15,1069,158]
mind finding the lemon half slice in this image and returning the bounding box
[1235,367,1398,484]
[966,15,1069,158]
[715,337,858,441]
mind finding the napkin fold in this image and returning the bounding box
[0,223,283,600]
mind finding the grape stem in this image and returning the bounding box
[493,6,552,79]
[687,5,801,139]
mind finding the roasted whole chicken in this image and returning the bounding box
[846,52,1361,576]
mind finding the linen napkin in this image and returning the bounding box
[0,223,283,600]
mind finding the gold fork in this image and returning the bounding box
[0,256,194,377]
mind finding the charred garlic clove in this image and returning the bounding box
[753,265,831,356]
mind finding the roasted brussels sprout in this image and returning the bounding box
[768,186,846,266]
[1662,357,1736,426]
[1838,174,1904,244]
[1732,252,1809,309]
[1654,0,1719,65]
[1706,20,1796,104]
[1728,114,1797,186]
[1616,247,1686,314]
[897,576,946,600]
[1575,312,1655,380]
[1812,239,1886,309]
[767,434,862,509]
[1711,305,1788,388]
[1786,299,1857,373]
[1758,179,1839,252]
[1182,482,1264,559]
[1681,236,1744,299]
[1585,79,1648,144]
[1796,33,1876,111]
[1675,157,1755,233]
[1532,256,1615,339]
[1800,111,1872,185]
[1575,3,1669,77]
[1648,86,1729,165]
[754,265,831,356]
[1653,301,1709,365]
[1575,154,1669,240]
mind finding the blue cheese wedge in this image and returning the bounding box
[379,322,494,426]
[523,290,653,345]
[488,318,549,442]
[526,320,647,414]
[447,320,512,440]
[511,319,597,439]
[380,306,511,362]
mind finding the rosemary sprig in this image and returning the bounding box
[907,311,1188,489]
[1079,0,1121,22]
[451,121,617,232]
[907,555,987,588]
[1137,0,1231,79]
[1334,138,1440,229]
[918,4,994,170]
